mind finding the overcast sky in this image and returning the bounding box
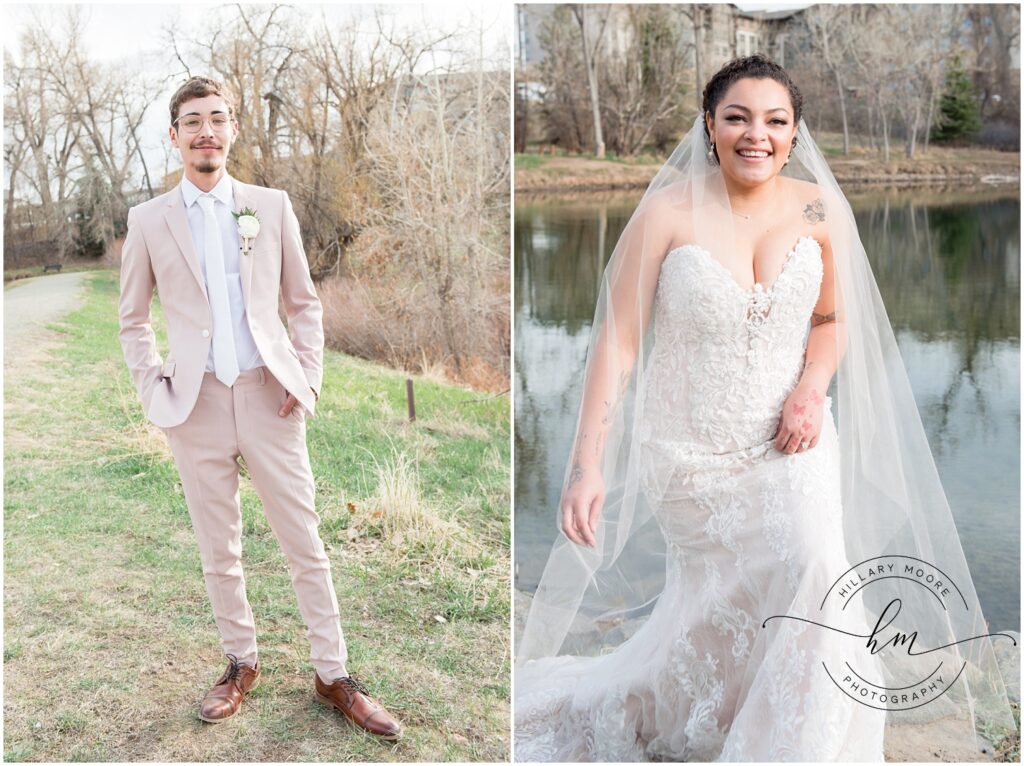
[3,2,509,65]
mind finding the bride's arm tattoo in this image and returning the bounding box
[803,198,825,224]
[811,310,836,326]
[600,370,632,425]
[567,439,585,488]
[571,370,630,485]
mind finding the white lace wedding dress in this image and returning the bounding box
[515,236,888,761]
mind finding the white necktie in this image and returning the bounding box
[197,194,239,387]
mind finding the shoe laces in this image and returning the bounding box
[338,674,371,697]
[223,653,244,683]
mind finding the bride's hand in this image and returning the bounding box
[560,465,604,548]
[775,384,825,454]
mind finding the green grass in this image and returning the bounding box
[515,151,661,167]
[3,270,510,761]
[514,153,548,170]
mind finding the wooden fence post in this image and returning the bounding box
[406,378,416,422]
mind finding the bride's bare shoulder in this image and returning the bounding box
[634,183,695,248]
[785,176,823,208]
[636,183,694,216]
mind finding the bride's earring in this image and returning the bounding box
[784,136,798,167]
[707,141,718,165]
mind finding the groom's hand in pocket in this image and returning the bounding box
[278,393,300,417]
[560,467,604,548]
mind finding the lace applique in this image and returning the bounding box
[693,469,745,555]
[702,557,757,663]
[669,627,727,760]
[762,616,811,759]
[563,689,643,762]
[761,470,800,594]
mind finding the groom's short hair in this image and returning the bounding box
[169,76,236,126]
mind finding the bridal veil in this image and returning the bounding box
[516,109,1017,754]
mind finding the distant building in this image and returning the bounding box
[517,4,637,67]
[515,3,810,73]
[734,7,809,69]
[516,4,551,69]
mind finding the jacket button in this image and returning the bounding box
[202,329,210,338]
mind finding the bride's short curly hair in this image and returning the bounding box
[701,54,803,143]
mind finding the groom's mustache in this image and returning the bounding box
[191,142,222,149]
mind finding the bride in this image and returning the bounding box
[514,55,1016,762]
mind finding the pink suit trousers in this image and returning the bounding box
[163,367,348,680]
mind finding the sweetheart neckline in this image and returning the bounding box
[665,235,822,295]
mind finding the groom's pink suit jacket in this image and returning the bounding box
[119,178,323,428]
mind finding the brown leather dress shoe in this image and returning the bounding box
[315,673,403,740]
[199,654,260,723]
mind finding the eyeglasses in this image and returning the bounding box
[173,114,232,133]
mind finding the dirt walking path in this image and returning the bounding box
[4,271,90,371]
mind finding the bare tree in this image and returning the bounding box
[803,5,854,155]
[5,16,84,259]
[896,5,962,158]
[847,6,904,161]
[919,7,962,154]
[572,4,610,158]
[601,5,688,156]
[964,4,1021,122]
[676,4,711,115]
[535,6,590,153]
[4,56,33,256]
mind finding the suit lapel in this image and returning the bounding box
[232,178,255,309]
[163,188,208,300]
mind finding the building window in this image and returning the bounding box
[737,31,759,57]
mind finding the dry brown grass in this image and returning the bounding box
[348,447,481,565]
[318,267,509,393]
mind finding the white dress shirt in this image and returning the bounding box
[181,174,264,374]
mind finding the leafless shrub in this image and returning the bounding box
[357,49,510,390]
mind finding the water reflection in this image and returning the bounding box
[515,187,1020,632]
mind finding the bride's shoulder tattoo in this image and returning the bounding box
[803,198,825,224]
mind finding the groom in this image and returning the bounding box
[118,76,401,738]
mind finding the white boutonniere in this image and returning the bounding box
[232,207,260,255]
